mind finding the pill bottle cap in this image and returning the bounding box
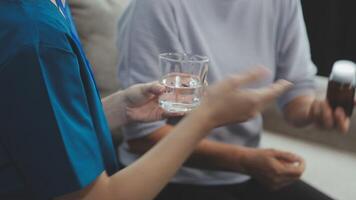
[330,60,356,85]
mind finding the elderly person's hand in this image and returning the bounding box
[240,148,305,190]
[308,99,355,133]
[284,96,355,133]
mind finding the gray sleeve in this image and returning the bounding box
[117,0,184,140]
[275,0,317,109]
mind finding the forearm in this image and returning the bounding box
[59,109,213,200]
[283,95,315,127]
[106,109,212,200]
[102,90,127,131]
[185,139,249,173]
[129,125,249,173]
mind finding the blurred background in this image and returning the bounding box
[302,1,356,76]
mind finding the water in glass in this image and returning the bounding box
[159,72,203,112]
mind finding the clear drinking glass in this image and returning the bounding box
[159,53,209,113]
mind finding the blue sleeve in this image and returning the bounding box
[0,45,105,199]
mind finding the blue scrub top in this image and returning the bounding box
[0,1,119,199]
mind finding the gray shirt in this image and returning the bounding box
[117,0,316,185]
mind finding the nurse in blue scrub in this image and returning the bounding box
[0,0,292,199]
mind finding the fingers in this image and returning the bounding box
[273,150,305,177]
[213,67,270,93]
[162,111,185,119]
[124,82,165,106]
[206,67,267,94]
[312,100,334,128]
[231,67,271,87]
[275,151,303,163]
[311,100,350,133]
[141,82,166,96]
[256,80,293,102]
[209,67,270,95]
[310,100,321,123]
[334,107,350,134]
[276,164,304,180]
[320,101,334,128]
[283,158,305,177]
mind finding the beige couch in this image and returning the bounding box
[69,0,130,97]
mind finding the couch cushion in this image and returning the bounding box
[69,0,130,97]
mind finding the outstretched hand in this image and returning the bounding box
[198,67,293,128]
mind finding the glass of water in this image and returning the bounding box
[159,53,209,113]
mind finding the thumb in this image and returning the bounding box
[139,82,165,97]
[274,151,305,177]
[125,82,165,106]
[274,150,303,163]
[231,67,271,87]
